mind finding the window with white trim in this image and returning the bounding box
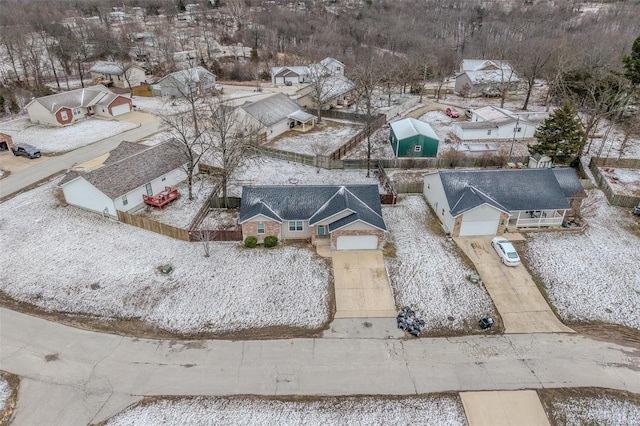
[414,145,422,152]
[257,223,265,234]
[122,195,128,206]
[60,111,68,120]
[487,129,492,135]
[288,220,303,232]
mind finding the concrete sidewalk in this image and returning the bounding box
[461,390,550,426]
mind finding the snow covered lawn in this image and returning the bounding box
[0,374,10,414]
[106,395,467,426]
[227,158,382,197]
[342,126,396,160]
[267,119,363,156]
[0,118,139,153]
[0,181,331,335]
[541,389,640,425]
[599,167,640,197]
[524,190,640,329]
[383,196,496,332]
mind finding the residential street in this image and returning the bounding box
[0,118,164,200]
[1,307,639,425]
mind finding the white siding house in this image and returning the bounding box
[89,61,146,89]
[453,106,547,141]
[238,93,311,141]
[423,169,583,236]
[59,140,191,218]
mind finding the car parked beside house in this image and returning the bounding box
[12,144,41,159]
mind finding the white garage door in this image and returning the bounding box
[111,104,131,116]
[336,235,378,250]
[459,218,500,236]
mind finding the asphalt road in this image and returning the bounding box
[0,120,165,200]
[1,308,639,425]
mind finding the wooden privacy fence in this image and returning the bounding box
[377,163,398,204]
[189,229,243,242]
[210,196,241,208]
[131,85,153,97]
[117,210,191,241]
[257,146,316,166]
[589,157,640,208]
[329,114,387,160]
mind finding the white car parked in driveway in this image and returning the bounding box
[491,237,521,267]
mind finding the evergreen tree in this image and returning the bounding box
[622,34,640,88]
[529,102,587,163]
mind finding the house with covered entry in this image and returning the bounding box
[89,61,146,89]
[453,106,547,141]
[235,93,316,141]
[26,86,133,126]
[423,168,585,236]
[59,139,192,218]
[295,74,355,110]
[239,184,386,251]
[389,118,440,157]
[454,59,520,97]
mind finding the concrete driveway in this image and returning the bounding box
[455,237,573,334]
[460,390,550,426]
[331,250,397,318]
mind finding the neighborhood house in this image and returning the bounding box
[453,106,548,141]
[236,93,316,141]
[423,168,586,237]
[26,86,133,126]
[389,118,440,157]
[271,57,345,85]
[295,74,355,110]
[89,61,146,89]
[239,185,386,250]
[59,140,192,218]
[153,66,217,97]
[454,59,520,97]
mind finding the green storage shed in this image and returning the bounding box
[389,118,440,157]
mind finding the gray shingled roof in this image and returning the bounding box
[440,169,571,217]
[552,168,587,199]
[61,139,189,199]
[241,93,302,127]
[103,141,148,165]
[240,185,386,231]
[28,86,114,113]
[158,66,215,86]
[90,61,127,75]
[450,186,509,216]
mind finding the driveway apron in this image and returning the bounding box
[455,237,574,334]
[460,390,550,426]
[331,250,397,318]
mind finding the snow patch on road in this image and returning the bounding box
[107,396,467,426]
[383,196,496,331]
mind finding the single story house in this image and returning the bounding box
[453,106,547,141]
[239,184,386,250]
[271,57,345,85]
[389,118,440,157]
[59,140,192,218]
[271,66,311,85]
[89,61,146,89]
[153,66,216,98]
[423,168,585,236]
[236,93,316,140]
[0,132,15,151]
[26,86,133,126]
[295,74,355,110]
[454,59,520,97]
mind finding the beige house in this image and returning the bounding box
[89,61,146,89]
[26,86,133,127]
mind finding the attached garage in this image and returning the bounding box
[458,204,503,237]
[336,235,379,250]
[110,103,131,116]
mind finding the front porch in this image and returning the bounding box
[509,209,566,228]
